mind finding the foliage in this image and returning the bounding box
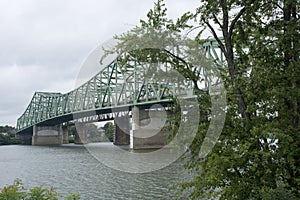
[102,122,114,142]
[0,125,16,136]
[67,125,76,137]
[177,0,300,199]
[0,179,80,200]
[0,179,25,200]
[0,134,18,145]
[103,0,300,199]
[0,126,20,145]
[67,124,108,143]
[64,193,81,200]
[26,186,59,200]
[250,187,297,200]
[86,124,108,143]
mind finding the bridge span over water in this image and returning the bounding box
[16,39,223,148]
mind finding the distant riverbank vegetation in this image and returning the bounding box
[0,122,114,145]
[67,123,114,143]
[0,125,20,145]
[0,179,80,200]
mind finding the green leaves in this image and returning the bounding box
[140,0,170,29]
[171,0,300,199]
[27,186,59,200]
[103,122,114,142]
[100,0,299,198]
[0,179,26,200]
[0,179,80,200]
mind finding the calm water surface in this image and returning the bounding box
[0,143,191,199]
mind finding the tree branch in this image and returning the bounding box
[204,20,226,55]
[229,7,247,37]
[273,1,283,11]
[185,26,202,37]
[162,49,208,93]
[229,0,256,37]
[220,0,229,35]
[213,13,223,29]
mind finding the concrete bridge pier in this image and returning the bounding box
[32,125,63,145]
[113,115,130,145]
[62,126,69,144]
[131,106,170,150]
[74,123,88,144]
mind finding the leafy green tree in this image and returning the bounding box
[176,0,300,199]
[86,123,107,142]
[0,125,20,145]
[67,124,108,143]
[0,125,16,134]
[100,0,300,198]
[67,125,76,136]
[244,0,300,196]
[67,125,76,143]
[102,122,114,142]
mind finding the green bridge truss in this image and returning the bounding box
[16,39,224,133]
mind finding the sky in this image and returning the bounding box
[0,0,200,126]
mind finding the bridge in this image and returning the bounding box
[16,39,223,149]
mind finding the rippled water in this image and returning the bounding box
[0,143,191,199]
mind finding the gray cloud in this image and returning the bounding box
[0,0,198,126]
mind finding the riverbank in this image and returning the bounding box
[0,133,21,145]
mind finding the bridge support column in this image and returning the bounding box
[132,106,170,150]
[74,123,88,144]
[62,126,69,144]
[113,115,130,145]
[32,125,63,145]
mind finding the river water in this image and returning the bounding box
[0,143,192,199]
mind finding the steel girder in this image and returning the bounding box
[16,39,224,133]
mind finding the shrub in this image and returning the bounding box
[0,179,80,200]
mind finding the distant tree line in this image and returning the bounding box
[0,125,20,145]
[0,122,115,145]
[67,122,114,143]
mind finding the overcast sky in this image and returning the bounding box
[0,0,199,126]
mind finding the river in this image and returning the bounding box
[0,143,191,199]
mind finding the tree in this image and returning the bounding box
[68,125,76,137]
[176,0,300,199]
[0,125,20,145]
[103,122,114,142]
[244,0,300,196]
[86,123,106,142]
[0,125,16,136]
[100,0,300,198]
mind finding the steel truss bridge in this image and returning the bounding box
[16,39,224,134]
